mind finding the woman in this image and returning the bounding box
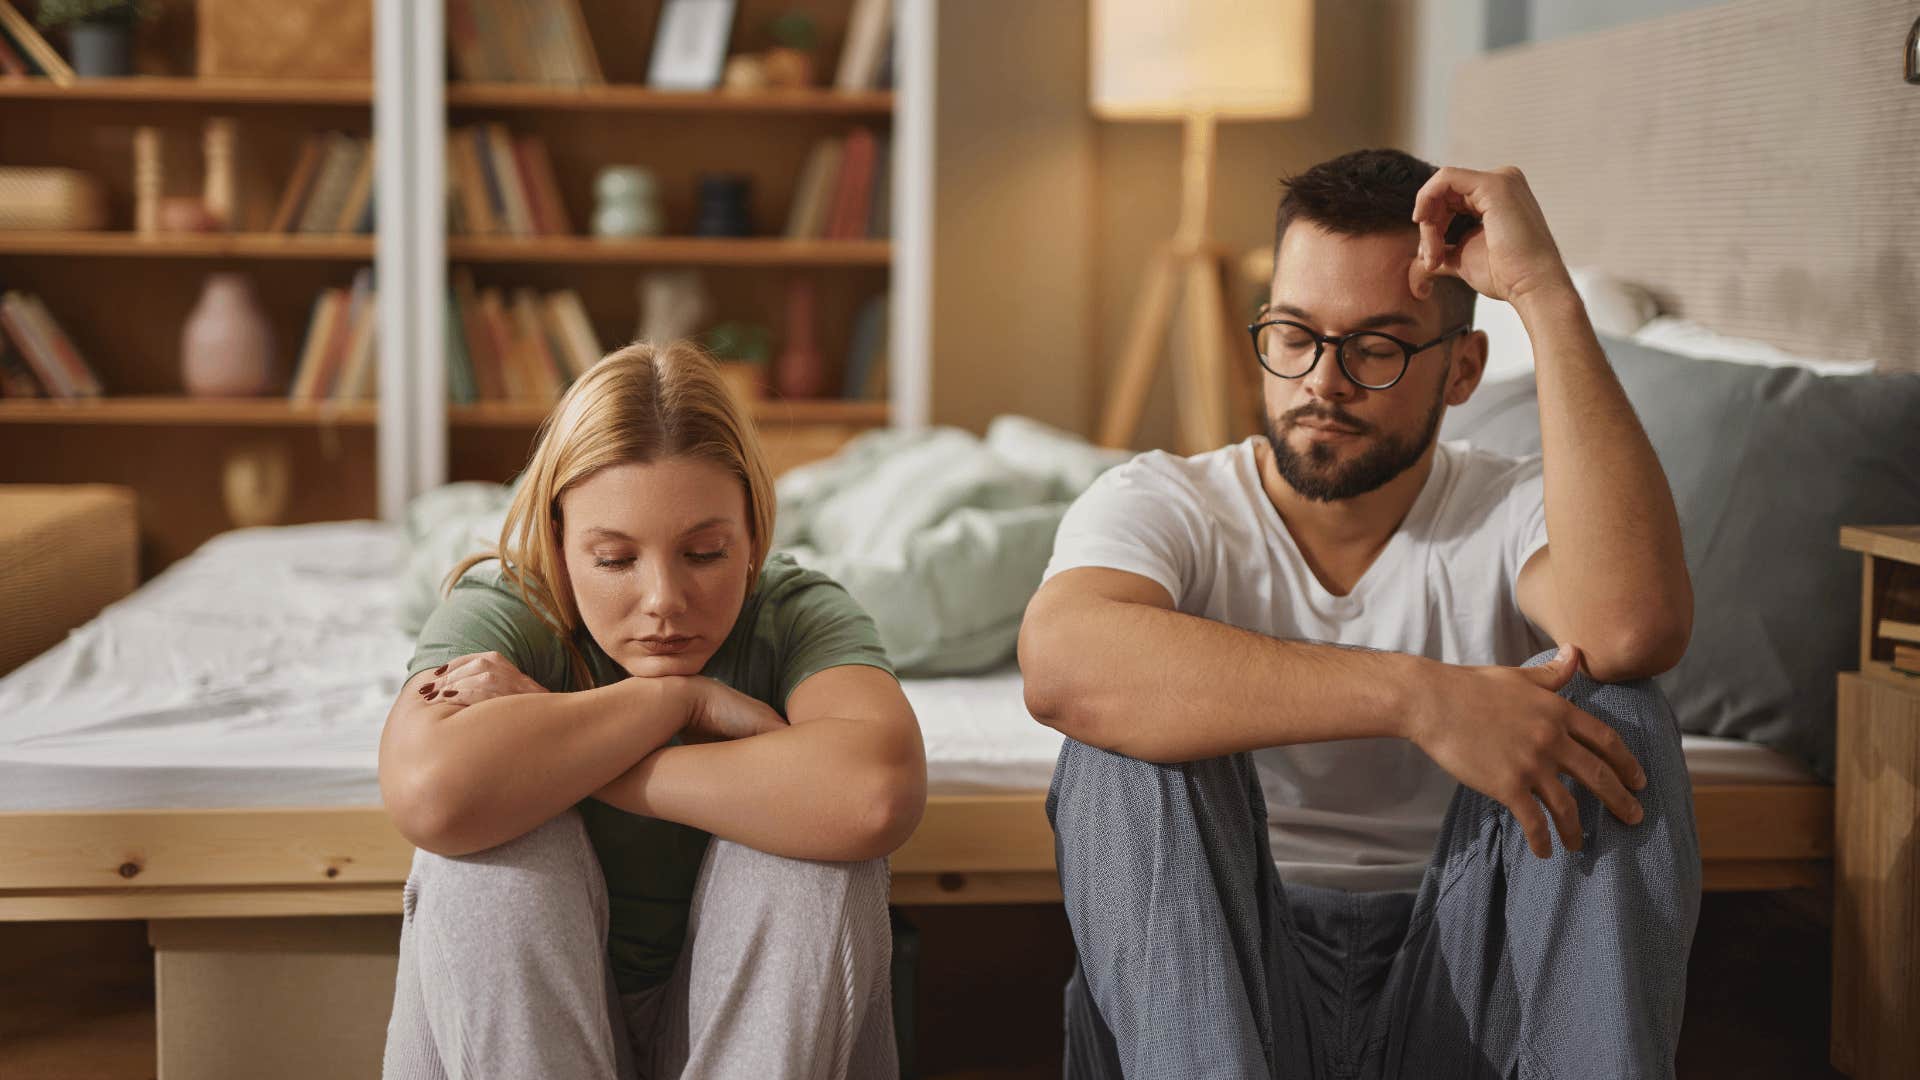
[378,340,925,1079]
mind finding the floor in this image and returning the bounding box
[0,891,1848,1079]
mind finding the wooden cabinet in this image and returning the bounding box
[1831,525,1920,1078]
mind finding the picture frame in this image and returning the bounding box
[647,0,738,91]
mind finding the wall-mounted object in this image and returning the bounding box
[0,167,107,232]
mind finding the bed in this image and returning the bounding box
[0,517,1833,927]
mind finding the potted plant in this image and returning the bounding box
[762,11,817,89]
[36,0,159,79]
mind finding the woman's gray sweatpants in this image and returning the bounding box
[1049,648,1703,1080]
[380,809,897,1079]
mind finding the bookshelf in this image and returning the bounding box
[0,0,930,575]
[0,2,379,572]
[429,0,906,490]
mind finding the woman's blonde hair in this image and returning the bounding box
[443,340,776,690]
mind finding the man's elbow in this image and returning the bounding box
[1584,617,1691,683]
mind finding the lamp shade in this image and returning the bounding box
[1090,0,1313,120]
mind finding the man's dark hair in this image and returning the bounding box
[1274,148,1477,329]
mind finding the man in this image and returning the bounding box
[1019,149,1701,1079]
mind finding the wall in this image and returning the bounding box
[1089,1,1399,449]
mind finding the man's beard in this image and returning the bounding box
[1265,378,1447,503]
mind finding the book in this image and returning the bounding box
[22,293,101,396]
[334,144,378,234]
[546,290,601,380]
[298,135,366,235]
[0,328,42,396]
[0,2,74,85]
[785,138,842,240]
[270,136,327,234]
[867,134,892,239]
[827,127,877,240]
[334,293,380,400]
[453,271,504,399]
[511,288,563,398]
[444,291,478,404]
[471,126,510,235]
[0,21,31,76]
[445,0,491,82]
[1894,643,1920,676]
[486,124,535,236]
[287,290,335,400]
[477,289,529,399]
[449,128,498,236]
[1880,618,1920,647]
[834,0,892,92]
[841,293,889,400]
[0,293,70,397]
[555,0,604,83]
[513,135,572,236]
[290,289,347,402]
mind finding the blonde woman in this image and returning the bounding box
[378,341,925,1079]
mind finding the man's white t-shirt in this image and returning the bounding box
[1041,436,1552,893]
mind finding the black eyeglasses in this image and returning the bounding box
[1247,314,1471,390]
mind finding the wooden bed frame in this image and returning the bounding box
[0,780,1832,923]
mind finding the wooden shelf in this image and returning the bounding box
[0,233,373,260]
[447,236,889,267]
[451,399,889,429]
[446,83,893,115]
[0,75,371,105]
[0,397,375,427]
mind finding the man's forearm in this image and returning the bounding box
[1020,594,1429,763]
[1517,285,1692,677]
[592,715,925,861]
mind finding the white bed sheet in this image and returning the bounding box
[0,523,1816,813]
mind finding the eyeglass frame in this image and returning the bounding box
[1245,312,1473,390]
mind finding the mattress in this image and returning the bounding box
[0,522,1818,813]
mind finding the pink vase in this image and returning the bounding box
[182,273,277,397]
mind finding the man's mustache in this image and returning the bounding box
[1282,406,1370,435]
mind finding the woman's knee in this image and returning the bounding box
[405,808,605,928]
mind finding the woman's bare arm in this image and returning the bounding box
[378,655,689,856]
[591,664,926,862]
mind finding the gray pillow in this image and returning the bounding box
[1441,336,1920,780]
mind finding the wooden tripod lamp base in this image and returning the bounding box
[1097,112,1262,454]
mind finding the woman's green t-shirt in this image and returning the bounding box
[404,551,895,992]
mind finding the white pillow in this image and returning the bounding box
[1476,267,1660,384]
[1628,317,1878,377]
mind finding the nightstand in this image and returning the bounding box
[1831,524,1920,1078]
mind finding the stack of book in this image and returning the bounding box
[0,3,74,84]
[272,134,378,236]
[0,291,103,398]
[446,270,601,403]
[446,0,603,86]
[835,0,895,91]
[840,291,889,401]
[785,126,889,241]
[447,126,573,238]
[1883,617,1920,677]
[289,270,380,402]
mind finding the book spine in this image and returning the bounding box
[444,290,478,404]
[24,293,101,396]
[0,293,72,397]
[0,2,73,84]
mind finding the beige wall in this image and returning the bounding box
[926,1,1402,445]
[1089,1,1401,450]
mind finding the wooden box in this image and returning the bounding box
[195,0,374,80]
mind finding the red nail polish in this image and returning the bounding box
[419,683,436,696]
[439,689,455,698]
[435,665,448,676]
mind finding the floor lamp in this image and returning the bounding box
[1091,0,1314,452]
